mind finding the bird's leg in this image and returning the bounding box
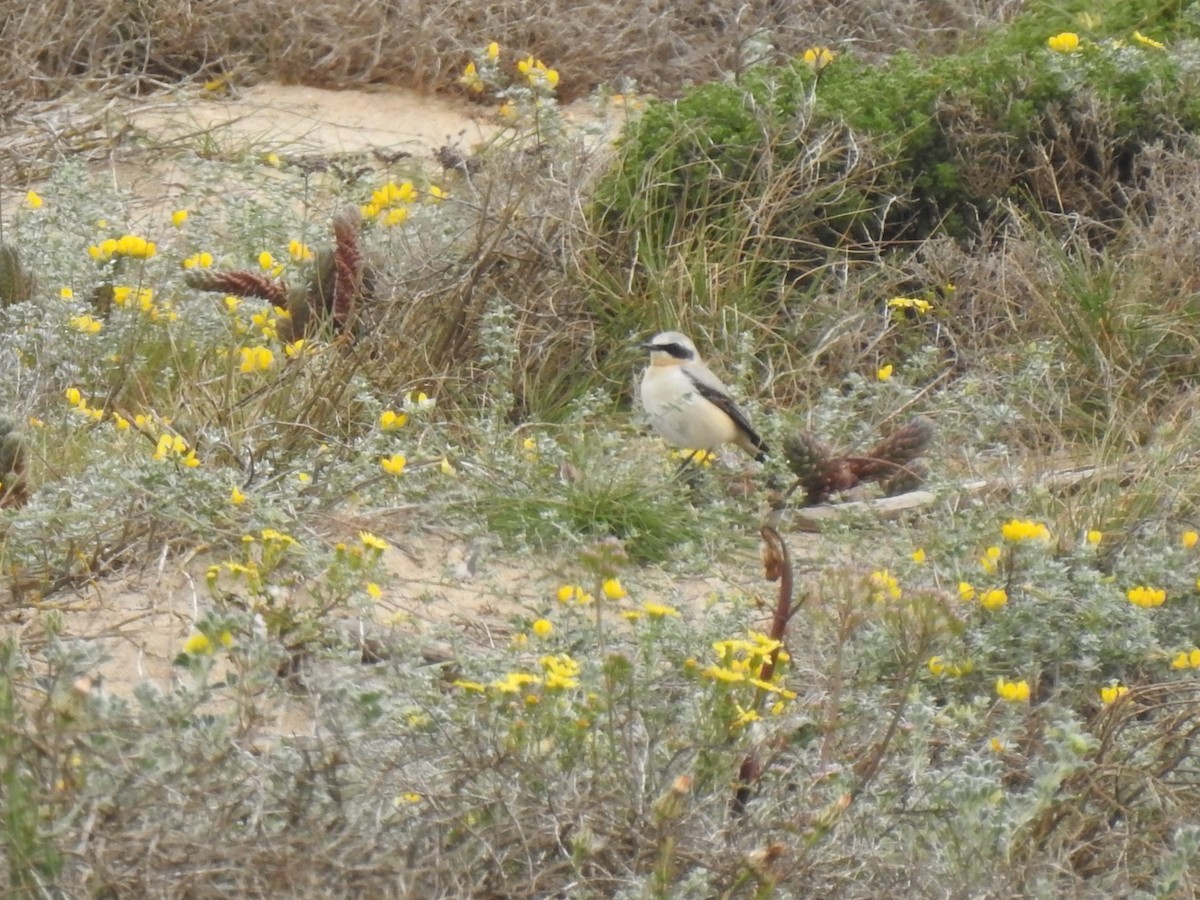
[672,448,703,480]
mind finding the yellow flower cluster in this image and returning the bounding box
[803,46,836,71]
[703,633,792,690]
[153,432,200,467]
[380,453,407,476]
[380,409,408,431]
[1132,31,1164,50]
[1001,518,1051,543]
[540,653,580,690]
[1047,32,1081,52]
[556,584,594,605]
[288,240,313,261]
[239,345,275,373]
[362,180,416,225]
[886,296,932,314]
[64,387,103,421]
[601,577,626,600]
[25,190,43,210]
[926,655,974,678]
[69,315,103,334]
[669,447,716,466]
[183,628,234,655]
[1171,648,1200,670]
[88,234,157,260]
[1100,684,1129,705]
[1182,530,1198,549]
[995,677,1031,702]
[1126,585,1166,609]
[517,56,559,90]
[182,251,214,270]
[869,568,902,602]
[979,588,1008,611]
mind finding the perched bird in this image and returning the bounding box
[639,331,768,463]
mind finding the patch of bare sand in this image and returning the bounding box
[26,513,815,738]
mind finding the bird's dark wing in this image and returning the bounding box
[684,370,769,461]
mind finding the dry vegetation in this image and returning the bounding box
[5,0,1200,897]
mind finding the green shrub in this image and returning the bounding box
[594,6,1200,305]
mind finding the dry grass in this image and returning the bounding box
[2,0,1011,105]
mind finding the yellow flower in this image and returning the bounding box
[911,548,926,564]
[980,545,1002,574]
[183,632,213,655]
[69,315,103,334]
[366,582,383,600]
[540,653,580,690]
[1047,32,1081,52]
[258,251,276,270]
[380,453,407,476]
[426,185,448,202]
[532,618,553,638]
[360,531,388,551]
[24,190,43,209]
[238,345,275,373]
[1132,31,1165,50]
[643,601,681,619]
[171,209,189,227]
[876,364,893,382]
[406,390,435,410]
[989,737,1005,753]
[602,578,627,600]
[995,677,1031,702]
[517,56,559,90]
[296,472,311,484]
[1182,531,1198,549]
[223,295,242,313]
[439,457,456,476]
[491,672,540,693]
[486,41,500,60]
[182,251,214,269]
[701,665,745,684]
[927,655,947,677]
[802,46,836,71]
[113,414,130,431]
[64,387,83,407]
[1100,684,1128,705]
[230,486,247,505]
[979,588,1008,611]
[958,581,976,601]
[886,296,932,314]
[460,60,484,93]
[1001,518,1051,543]
[59,287,74,300]
[1126,585,1166,609]
[182,450,200,468]
[288,240,313,261]
[452,679,486,693]
[869,569,901,601]
[1086,529,1102,545]
[380,410,408,431]
[383,207,409,227]
[1171,648,1200,670]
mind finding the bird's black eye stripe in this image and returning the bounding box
[655,342,693,360]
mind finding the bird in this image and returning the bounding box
[639,330,768,464]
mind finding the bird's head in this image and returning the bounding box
[641,331,698,367]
